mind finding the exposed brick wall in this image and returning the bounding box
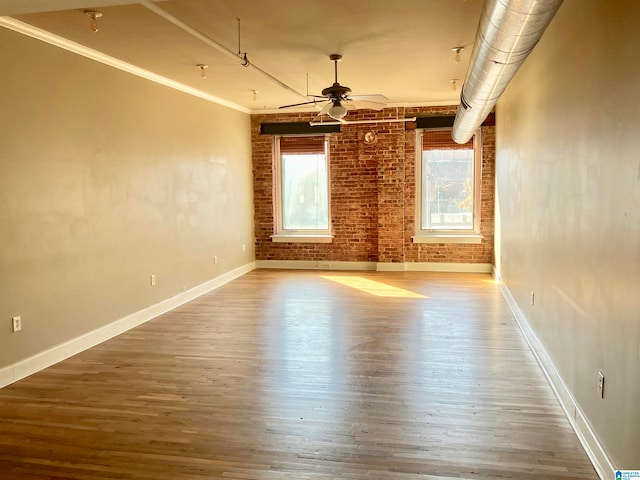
[252,106,494,264]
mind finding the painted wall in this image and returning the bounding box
[0,28,254,368]
[496,0,640,468]
[252,107,495,265]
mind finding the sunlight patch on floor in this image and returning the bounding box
[321,276,428,298]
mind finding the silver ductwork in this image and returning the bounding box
[452,0,564,144]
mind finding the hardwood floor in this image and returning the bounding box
[0,270,598,479]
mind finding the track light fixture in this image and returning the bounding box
[85,10,102,33]
[197,64,208,79]
[452,46,464,63]
[450,79,458,91]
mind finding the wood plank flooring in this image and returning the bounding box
[0,270,599,479]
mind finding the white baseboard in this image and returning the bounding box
[498,281,614,480]
[256,260,492,273]
[256,260,376,270]
[377,262,493,272]
[0,262,255,390]
[404,262,493,273]
[376,262,406,271]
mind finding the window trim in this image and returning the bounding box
[413,127,483,244]
[272,134,333,243]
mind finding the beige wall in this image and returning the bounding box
[496,0,640,468]
[0,28,254,368]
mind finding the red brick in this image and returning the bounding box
[252,107,495,264]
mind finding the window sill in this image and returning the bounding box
[271,234,334,244]
[412,234,483,244]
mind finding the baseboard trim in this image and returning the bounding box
[0,262,255,390]
[377,262,493,273]
[256,260,492,273]
[403,262,493,273]
[376,262,406,272]
[498,281,614,480]
[256,260,376,270]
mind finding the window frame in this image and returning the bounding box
[413,127,483,244]
[272,134,333,243]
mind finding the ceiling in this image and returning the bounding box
[0,0,484,114]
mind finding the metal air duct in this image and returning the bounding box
[452,0,564,144]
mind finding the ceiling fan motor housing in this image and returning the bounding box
[321,83,352,99]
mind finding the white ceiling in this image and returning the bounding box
[1,0,484,113]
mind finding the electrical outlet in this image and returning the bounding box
[319,262,331,269]
[214,256,218,264]
[242,244,246,252]
[12,316,21,332]
[531,291,535,306]
[598,371,605,398]
[150,274,156,286]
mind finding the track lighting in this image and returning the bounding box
[450,79,458,91]
[251,90,258,102]
[197,64,208,79]
[85,10,102,33]
[452,46,464,63]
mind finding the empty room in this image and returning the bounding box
[1,0,638,479]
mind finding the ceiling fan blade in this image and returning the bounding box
[318,101,333,116]
[344,99,387,111]
[349,94,389,103]
[279,99,324,109]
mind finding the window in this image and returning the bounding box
[273,135,332,243]
[414,128,482,243]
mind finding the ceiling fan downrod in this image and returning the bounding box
[330,53,342,84]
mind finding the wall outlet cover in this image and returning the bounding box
[12,316,22,332]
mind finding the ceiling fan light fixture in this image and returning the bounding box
[328,101,347,120]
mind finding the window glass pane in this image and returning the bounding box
[422,146,474,230]
[282,153,328,230]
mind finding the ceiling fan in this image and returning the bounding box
[280,54,388,120]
